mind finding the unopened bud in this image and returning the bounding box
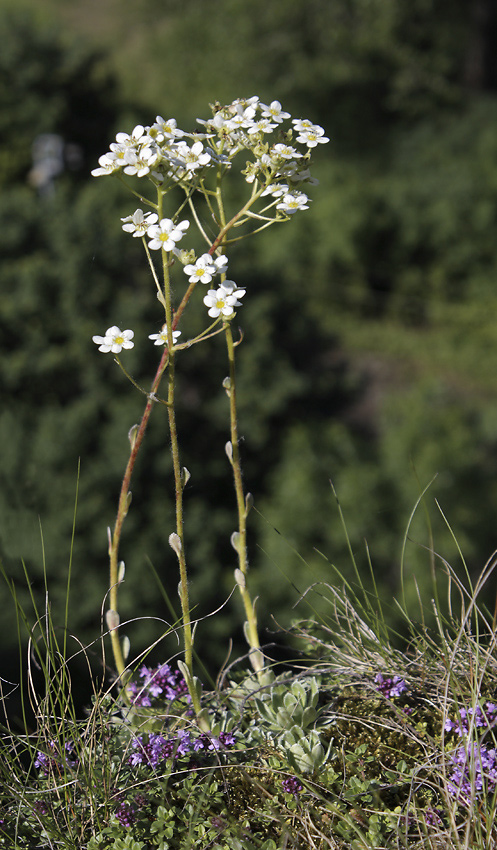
[222,377,231,395]
[128,424,139,450]
[169,532,182,558]
[107,527,112,554]
[106,609,120,632]
[181,467,191,488]
[225,441,233,463]
[234,568,246,589]
[245,492,254,516]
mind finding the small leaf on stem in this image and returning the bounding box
[106,609,120,631]
[128,424,139,450]
[169,532,182,557]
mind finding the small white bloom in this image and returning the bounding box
[92,326,135,353]
[147,218,190,251]
[183,253,216,284]
[272,143,302,160]
[292,118,327,134]
[122,150,151,177]
[228,104,257,129]
[175,140,212,171]
[295,127,330,147]
[203,281,246,318]
[115,125,145,146]
[259,100,291,123]
[276,192,310,214]
[91,153,119,176]
[247,118,278,135]
[148,324,181,346]
[151,116,185,139]
[213,254,229,275]
[121,209,158,236]
[261,182,289,198]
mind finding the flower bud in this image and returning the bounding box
[225,441,233,463]
[118,561,125,584]
[222,377,231,396]
[107,526,112,554]
[169,532,182,557]
[181,467,191,488]
[245,492,254,516]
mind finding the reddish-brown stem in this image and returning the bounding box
[108,345,169,678]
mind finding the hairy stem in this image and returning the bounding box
[225,322,263,675]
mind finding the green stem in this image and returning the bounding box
[225,322,263,675]
[158,190,201,718]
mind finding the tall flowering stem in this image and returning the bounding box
[91,97,329,715]
[224,322,263,675]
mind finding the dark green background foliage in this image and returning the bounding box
[1,0,497,678]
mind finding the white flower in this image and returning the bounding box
[115,125,145,146]
[92,326,134,353]
[228,104,257,129]
[203,281,246,318]
[148,324,181,346]
[295,127,330,147]
[175,140,212,171]
[183,253,216,284]
[276,192,310,214]
[151,116,185,139]
[121,209,158,237]
[259,100,291,123]
[272,143,302,160]
[122,150,152,178]
[292,118,327,133]
[147,218,190,251]
[247,118,278,135]
[213,254,229,275]
[261,182,289,198]
[91,153,119,176]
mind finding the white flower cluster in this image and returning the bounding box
[91,97,329,217]
[92,323,182,353]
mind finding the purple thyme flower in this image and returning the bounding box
[129,728,237,768]
[447,741,497,800]
[445,702,497,736]
[128,662,188,707]
[115,801,137,828]
[282,776,303,795]
[129,733,176,767]
[34,740,77,776]
[374,673,408,700]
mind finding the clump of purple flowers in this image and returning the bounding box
[114,800,137,828]
[374,673,408,700]
[127,662,188,707]
[444,701,497,801]
[447,741,497,799]
[34,740,78,777]
[444,701,497,736]
[129,730,236,768]
[282,776,303,796]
